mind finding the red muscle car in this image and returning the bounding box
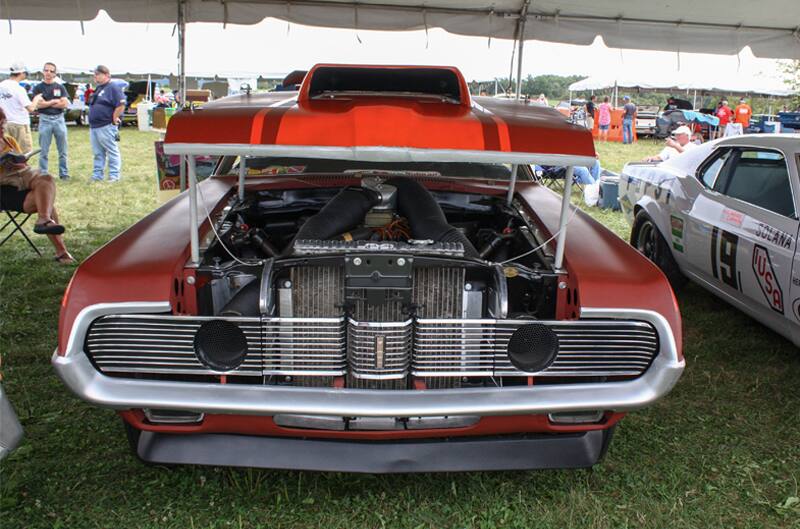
[53,65,684,472]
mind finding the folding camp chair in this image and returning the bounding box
[0,186,42,257]
[534,166,584,194]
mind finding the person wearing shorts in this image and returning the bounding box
[0,62,37,153]
[597,96,612,141]
[0,107,73,263]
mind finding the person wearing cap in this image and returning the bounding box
[31,62,70,180]
[622,95,636,144]
[714,99,733,139]
[87,65,126,182]
[646,125,696,162]
[734,97,753,128]
[0,62,37,153]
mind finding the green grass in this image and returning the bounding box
[2,130,799,529]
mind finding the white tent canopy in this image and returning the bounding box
[568,73,796,97]
[3,0,800,59]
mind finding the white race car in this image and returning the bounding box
[620,134,800,346]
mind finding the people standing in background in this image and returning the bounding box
[585,95,596,131]
[83,83,94,104]
[734,98,752,130]
[535,93,549,106]
[0,62,37,153]
[622,95,636,144]
[87,65,126,183]
[31,62,70,180]
[714,99,733,139]
[597,96,612,142]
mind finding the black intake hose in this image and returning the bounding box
[386,177,479,257]
[294,187,380,241]
[220,279,261,317]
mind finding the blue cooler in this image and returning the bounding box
[598,174,620,210]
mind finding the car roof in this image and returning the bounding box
[716,134,800,151]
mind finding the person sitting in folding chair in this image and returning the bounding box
[0,108,73,264]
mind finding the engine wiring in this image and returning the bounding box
[499,204,580,265]
[373,218,411,241]
[196,183,264,267]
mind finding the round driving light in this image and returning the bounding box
[194,320,248,372]
[507,324,559,372]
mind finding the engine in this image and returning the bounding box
[193,175,560,389]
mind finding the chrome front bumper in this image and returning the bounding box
[53,302,684,418]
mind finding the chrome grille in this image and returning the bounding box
[414,319,658,377]
[85,315,262,376]
[263,317,346,376]
[347,319,413,379]
[85,315,659,383]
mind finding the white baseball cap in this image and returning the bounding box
[9,61,28,74]
[672,125,692,136]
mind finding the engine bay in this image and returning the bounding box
[195,175,559,322]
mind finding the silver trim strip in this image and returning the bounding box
[162,143,598,169]
[54,303,684,417]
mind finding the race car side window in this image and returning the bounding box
[696,148,732,189]
[717,148,795,219]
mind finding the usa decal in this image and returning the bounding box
[752,244,784,314]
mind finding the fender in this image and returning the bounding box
[57,179,233,355]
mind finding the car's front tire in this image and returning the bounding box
[631,210,687,289]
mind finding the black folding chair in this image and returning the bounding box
[0,186,42,256]
[534,166,584,194]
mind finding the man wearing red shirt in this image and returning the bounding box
[734,98,752,128]
[715,99,733,139]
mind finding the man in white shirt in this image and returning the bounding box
[646,125,696,162]
[0,62,37,153]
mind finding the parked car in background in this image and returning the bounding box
[620,134,800,346]
[635,105,660,137]
[122,80,156,126]
[53,64,684,473]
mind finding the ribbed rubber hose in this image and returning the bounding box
[386,177,479,257]
[294,187,380,241]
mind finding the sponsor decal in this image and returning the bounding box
[754,222,794,249]
[793,299,800,322]
[248,165,306,176]
[670,215,684,252]
[721,208,745,227]
[752,244,784,314]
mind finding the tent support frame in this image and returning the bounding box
[514,1,529,100]
[178,0,187,107]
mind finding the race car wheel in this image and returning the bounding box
[631,210,687,289]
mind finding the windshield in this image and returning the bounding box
[215,156,519,180]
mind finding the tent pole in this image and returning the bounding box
[515,1,529,101]
[178,0,186,107]
[553,166,574,272]
[188,155,200,266]
[238,157,247,200]
[506,164,518,205]
[693,89,697,109]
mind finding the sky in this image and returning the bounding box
[2,10,790,88]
